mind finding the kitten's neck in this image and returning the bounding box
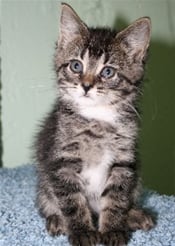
[78,104,117,126]
[60,97,118,126]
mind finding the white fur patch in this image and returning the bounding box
[81,150,114,213]
[65,83,118,125]
[79,104,116,125]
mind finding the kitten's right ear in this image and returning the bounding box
[59,3,88,47]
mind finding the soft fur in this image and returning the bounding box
[35,3,154,246]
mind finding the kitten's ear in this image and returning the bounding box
[117,17,151,61]
[59,3,88,47]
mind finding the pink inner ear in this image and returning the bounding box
[60,4,88,47]
[116,18,151,60]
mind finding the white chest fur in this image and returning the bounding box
[81,150,114,213]
[79,105,116,125]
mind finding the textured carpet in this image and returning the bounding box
[0,164,175,246]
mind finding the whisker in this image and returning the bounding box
[134,86,143,96]
[111,94,141,120]
[123,101,141,119]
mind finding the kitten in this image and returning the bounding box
[35,3,154,246]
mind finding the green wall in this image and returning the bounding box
[0,0,175,195]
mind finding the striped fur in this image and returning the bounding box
[35,3,154,246]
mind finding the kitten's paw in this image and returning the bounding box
[69,231,98,246]
[100,231,128,246]
[127,208,155,231]
[46,214,65,236]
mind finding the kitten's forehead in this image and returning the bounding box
[76,28,117,64]
[80,49,106,74]
[87,28,116,57]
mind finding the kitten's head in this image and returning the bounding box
[55,3,151,109]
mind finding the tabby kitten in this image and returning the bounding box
[35,3,154,246]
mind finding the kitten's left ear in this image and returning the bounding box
[59,3,88,47]
[117,17,151,62]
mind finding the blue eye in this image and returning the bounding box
[70,60,83,73]
[101,66,115,79]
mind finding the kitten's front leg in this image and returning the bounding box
[99,166,136,246]
[50,166,97,246]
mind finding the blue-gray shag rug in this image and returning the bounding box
[0,164,175,246]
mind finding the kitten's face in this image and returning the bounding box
[55,4,151,110]
[58,48,123,108]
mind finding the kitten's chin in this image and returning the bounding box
[62,91,94,107]
[62,87,109,108]
[76,94,96,107]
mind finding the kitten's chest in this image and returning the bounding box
[79,104,118,125]
[80,150,114,213]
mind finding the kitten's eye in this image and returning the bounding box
[70,60,83,73]
[100,66,115,79]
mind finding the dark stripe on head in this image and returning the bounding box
[80,47,88,60]
[84,27,116,58]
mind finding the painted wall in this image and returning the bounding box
[0,0,175,195]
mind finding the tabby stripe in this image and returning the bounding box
[118,73,133,86]
[61,204,78,216]
[101,179,134,198]
[53,181,81,197]
[104,52,110,64]
[80,47,87,60]
[120,87,137,96]
[102,207,126,214]
[62,142,79,151]
[114,134,133,140]
[76,129,103,138]
[101,184,118,197]
[48,157,82,173]
[101,182,131,197]
[118,72,143,87]
[56,62,69,73]
[111,162,136,170]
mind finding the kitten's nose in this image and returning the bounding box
[82,83,93,94]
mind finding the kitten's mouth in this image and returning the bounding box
[84,93,90,97]
[81,91,91,98]
[80,93,93,101]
